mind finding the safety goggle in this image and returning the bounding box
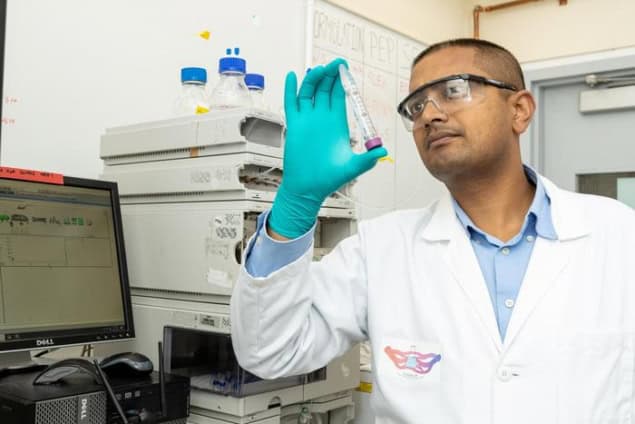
[397,74,518,131]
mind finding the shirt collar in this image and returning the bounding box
[452,165,558,241]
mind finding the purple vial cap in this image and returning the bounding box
[364,137,383,151]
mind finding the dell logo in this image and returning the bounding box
[36,338,55,346]
[79,397,89,421]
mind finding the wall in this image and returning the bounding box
[470,0,635,63]
[1,0,307,178]
[327,0,471,44]
[333,0,635,64]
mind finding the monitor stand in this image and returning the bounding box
[0,351,48,376]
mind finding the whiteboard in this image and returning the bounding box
[311,0,445,219]
[1,0,307,178]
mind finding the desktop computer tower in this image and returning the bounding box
[0,369,190,424]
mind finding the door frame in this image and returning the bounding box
[521,47,635,174]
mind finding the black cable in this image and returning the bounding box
[34,347,59,358]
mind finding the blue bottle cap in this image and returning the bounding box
[244,73,265,89]
[219,57,246,74]
[181,67,207,83]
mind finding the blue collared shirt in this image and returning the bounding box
[245,167,558,341]
[452,166,557,339]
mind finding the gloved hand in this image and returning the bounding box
[268,58,388,239]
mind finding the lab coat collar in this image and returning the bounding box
[420,172,591,352]
[503,175,590,350]
[421,172,591,242]
[539,175,590,241]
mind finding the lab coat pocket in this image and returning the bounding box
[557,332,634,423]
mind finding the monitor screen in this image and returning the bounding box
[0,167,134,354]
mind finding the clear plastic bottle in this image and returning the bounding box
[245,73,267,110]
[208,47,252,109]
[174,67,209,116]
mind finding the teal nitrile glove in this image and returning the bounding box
[269,58,388,239]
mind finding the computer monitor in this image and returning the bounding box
[0,166,134,369]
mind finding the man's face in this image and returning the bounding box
[408,47,517,182]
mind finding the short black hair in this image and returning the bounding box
[412,38,525,90]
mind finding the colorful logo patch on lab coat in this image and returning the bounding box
[384,345,442,377]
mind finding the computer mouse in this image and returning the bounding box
[33,358,101,385]
[99,351,153,376]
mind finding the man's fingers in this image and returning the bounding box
[298,66,326,110]
[284,71,299,118]
[315,59,346,108]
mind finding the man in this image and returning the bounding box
[231,39,635,423]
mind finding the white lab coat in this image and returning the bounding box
[231,175,635,423]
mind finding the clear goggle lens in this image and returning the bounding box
[401,78,487,131]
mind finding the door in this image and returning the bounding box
[528,54,635,206]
